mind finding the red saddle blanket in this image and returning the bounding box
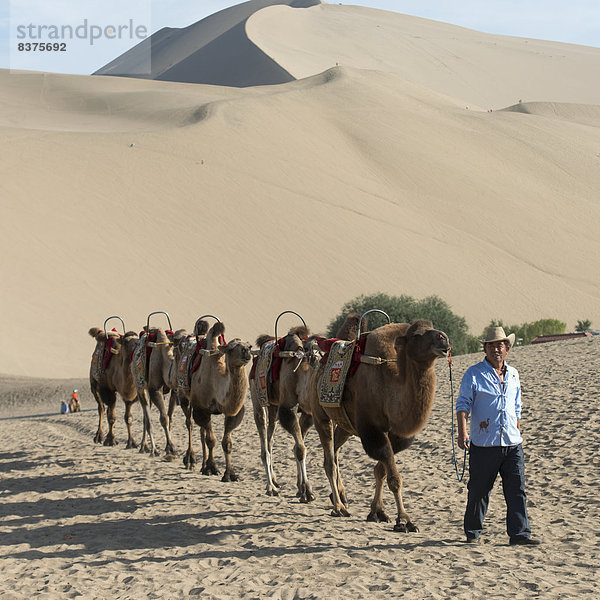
[315,336,368,378]
[102,329,122,371]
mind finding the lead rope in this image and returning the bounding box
[449,350,468,482]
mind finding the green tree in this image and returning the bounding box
[327,292,479,355]
[483,318,566,345]
[575,319,592,332]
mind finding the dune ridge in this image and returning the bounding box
[2,2,600,378]
[93,0,320,86]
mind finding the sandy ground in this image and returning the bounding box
[1,337,599,599]
[2,1,600,379]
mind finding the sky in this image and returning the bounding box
[2,0,599,75]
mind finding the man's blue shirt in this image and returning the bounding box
[456,358,522,447]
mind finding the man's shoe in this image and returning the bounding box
[509,536,540,546]
[465,536,480,544]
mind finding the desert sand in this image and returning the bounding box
[1,2,600,594]
[1,1,600,378]
[1,337,599,599]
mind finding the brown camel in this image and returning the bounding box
[189,320,252,482]
[168,321,210,470]
[132,327,177,457]
[88,327,140,448]
[304,317,450,532]
[250,325,316,501]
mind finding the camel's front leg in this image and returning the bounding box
[99,388,118,446]
[180,396,196,470]
[91,381,105,443]
[314,411,349,517]
[333,425,352,507]
[254,404,279,495]
[123,400,138,449]
[149,388,176,456]
[279,405,314,503]
[221,405,245,482]
[359,428,417,532]
[193,407,219,475]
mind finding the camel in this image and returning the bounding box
[189,320,252,482]
[304,317,450,532]
[168,321,210,470]
[250,325,316,501]
[132,327,178,457]
[88,327,140,447]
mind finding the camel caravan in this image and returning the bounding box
[89,309,451,532]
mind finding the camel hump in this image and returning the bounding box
[256,334,275,348]
[335,312,367,341]
[89,327,103,339]
[288,325,310,339]
[211,321,225,338]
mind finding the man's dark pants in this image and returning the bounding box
[464,443,531,540]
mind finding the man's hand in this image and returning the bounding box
[457,411,469,450]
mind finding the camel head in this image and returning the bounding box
[282,325,310,352]
[218,338,252,367]
[193,320,210,337]
[395,319,450,364]
[302,335,324,368]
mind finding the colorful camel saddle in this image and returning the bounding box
[251,340,277,407]
[176,337,209,392]
[132,333,148,390]
[319,340,356,408]
[91,332,120,379]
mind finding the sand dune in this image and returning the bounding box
[1,337,599,598]
[2,1,600,379]
[247,3,600,108]
[94,0,320,86]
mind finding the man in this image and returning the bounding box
[457,326,540,546]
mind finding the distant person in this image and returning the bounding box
[69,389,81,413]
[60,400,69,414]
[456,326,540,546]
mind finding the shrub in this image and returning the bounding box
[575,319,592,332]
[327,293,479,355]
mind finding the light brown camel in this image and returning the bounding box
[189,320,252,481]
[304,318,450,532]
[250,325,316,501]
[88,327,140,448]
[132,327,177,457]
[168,321,209,470]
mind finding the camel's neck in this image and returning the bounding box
[222,363,248,412]
[392,359,437,436]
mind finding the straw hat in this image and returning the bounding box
[481,326,515,348]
